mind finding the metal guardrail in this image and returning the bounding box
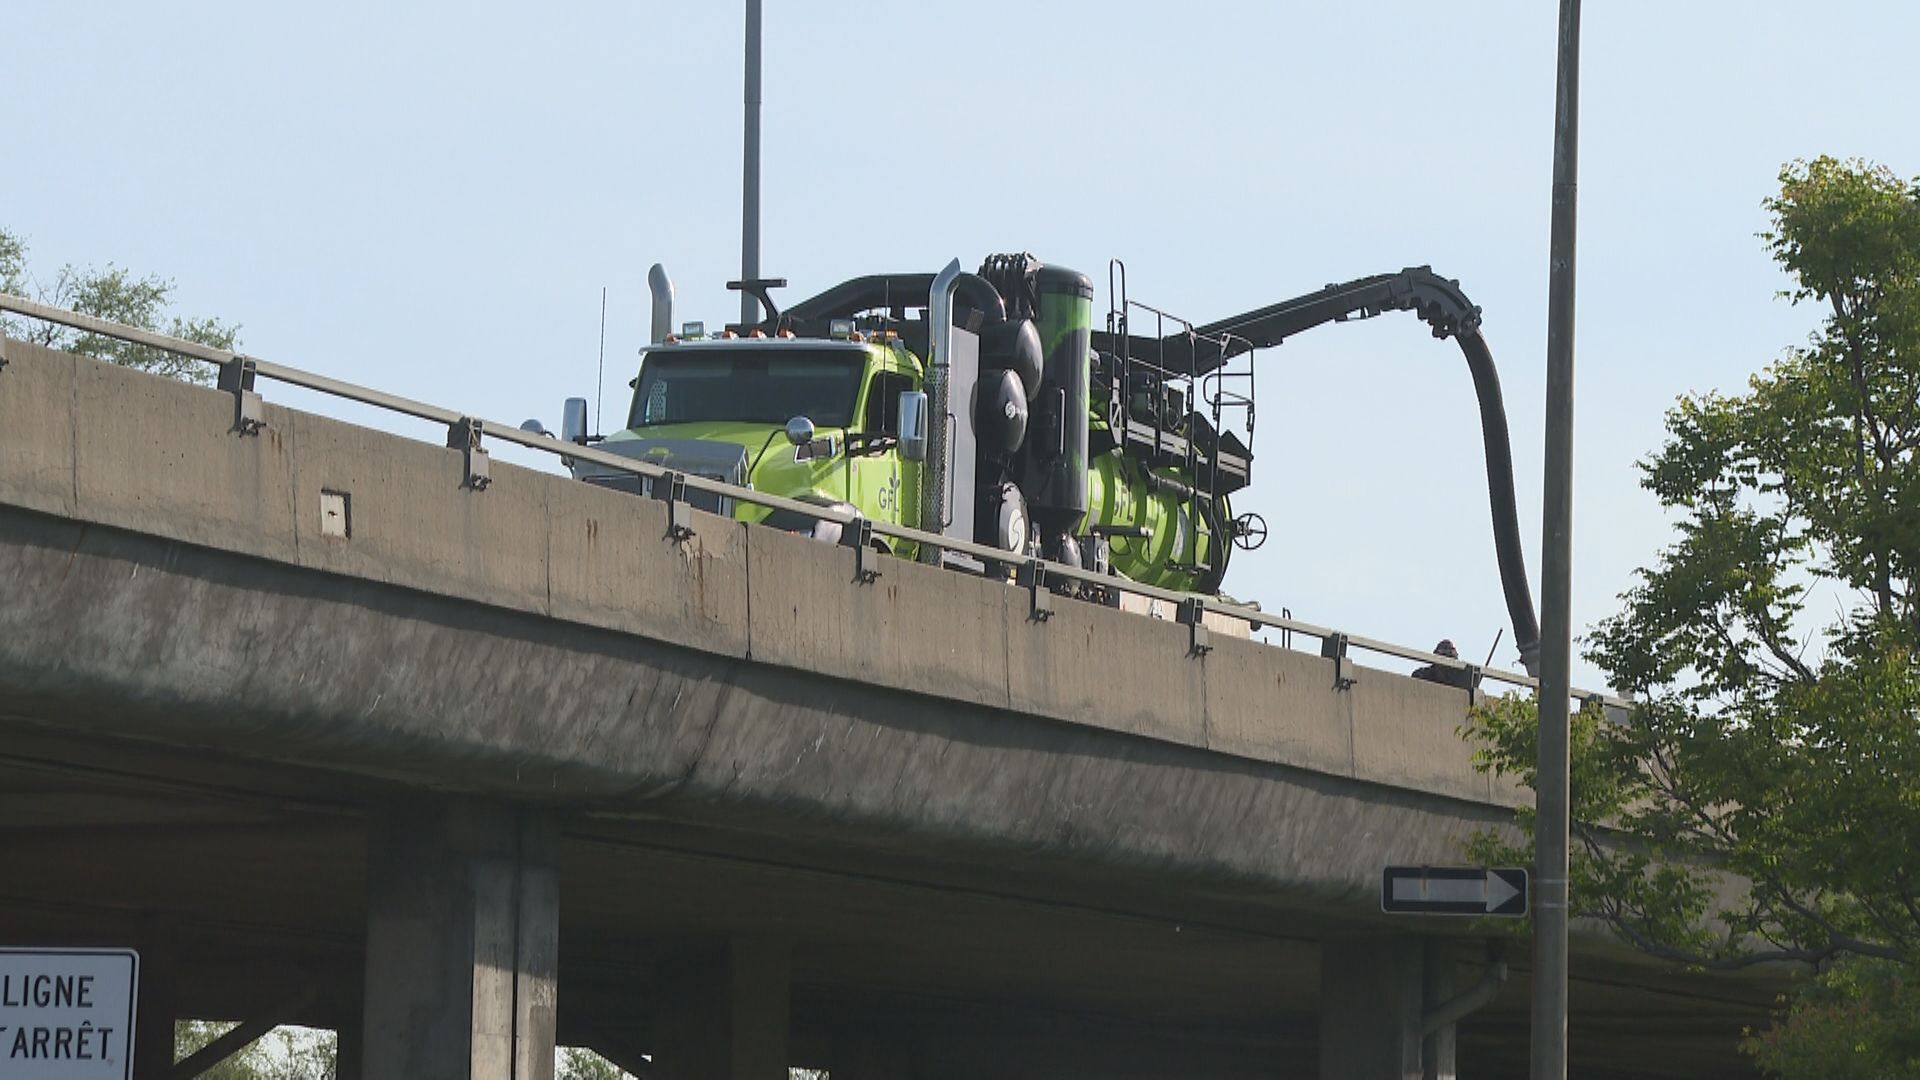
[0,291,1629,709]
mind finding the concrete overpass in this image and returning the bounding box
[0,334,1768,1078]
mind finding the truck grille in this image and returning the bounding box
[575,437,750,520]
[583,473,734,518]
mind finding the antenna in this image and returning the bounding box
[596,287,607,434]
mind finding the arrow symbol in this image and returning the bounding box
[1381,866,1529,917]
[1486,869,1522,912]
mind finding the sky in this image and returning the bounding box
[8,1,1920,693]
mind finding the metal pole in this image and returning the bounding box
[739,0,763,327]
[1533,2,1580,1078]
[919,259,964,561]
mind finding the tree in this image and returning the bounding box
[552,1048,827,1079]
[557,1047,632,1080]
[0,226,238,383]
[173,1021,337,1080]
[1463,158,1920,1076]
[1741,959,1920,1078]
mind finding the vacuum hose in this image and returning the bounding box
[1458,329,1542,677]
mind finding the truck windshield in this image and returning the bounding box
[630,347,865,429]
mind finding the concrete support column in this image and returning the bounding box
[652,939,791,1080]
[831,1029,916,1080]
[1422,940,1457,1080]
[133,918,176,1078]
[361,799,558,1080]
[1319,936,1424,1080]
[335,1016,364,1080]
[1318,936,1465,1080]
[331,964,366,1080]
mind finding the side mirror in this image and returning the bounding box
[898,390,928,462]
[784,416,815,446]
[794,434,838,463]
[562,398,590,446]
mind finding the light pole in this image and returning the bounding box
[739,0,763,327]
[1533,1,1581,1077]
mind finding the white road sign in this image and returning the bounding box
[0,949,138,1080]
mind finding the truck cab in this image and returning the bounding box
[576,331,925,547]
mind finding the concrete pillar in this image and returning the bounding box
[332,965,366,1080]
[832,1029,916,1080]
[652,939,791,1080]
[360,799,558,1080]
[1318,936,1423,1080]
[1422,940,1457,1080]
[335,1019,363,1080]
[133,919,176,1078]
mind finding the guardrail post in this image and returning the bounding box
[842,519,880,584]
[445,417,491,490]
[1321,632,1357,691]
[217,356,265,436]
[1178,597,1212,657]
[1465,664,1486,708]
[653,471,695,541]
[1018,559,1053,622]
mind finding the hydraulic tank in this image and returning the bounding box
[1084,449,1227,594]
[1020,265,1093,532]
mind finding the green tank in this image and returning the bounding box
[1083,451,1230,593]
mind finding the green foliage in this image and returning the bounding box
[0,226,237,384]
[1464,156,1920,1068]
[1461,693,1735,961]
[557,1046,633,1080]
[552,1049,823,1079]
[0,231,25,296]
[1742,960,1920,1078]
[174,1021,337,1080]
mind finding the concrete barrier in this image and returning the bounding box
[745,521,1015,709]
[0,342,77,517]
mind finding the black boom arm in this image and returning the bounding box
[1093,266,1542,677]
[1091,265,1481,374]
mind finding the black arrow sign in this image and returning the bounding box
[1381,866,1529,917]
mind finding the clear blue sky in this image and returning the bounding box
[9,1,1919,691]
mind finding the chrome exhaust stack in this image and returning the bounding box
[919,259,963,562]
[648,263,675,344]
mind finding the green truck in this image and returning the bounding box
[536,252,1543,668]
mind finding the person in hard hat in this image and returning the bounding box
[1411,639,1474,688]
